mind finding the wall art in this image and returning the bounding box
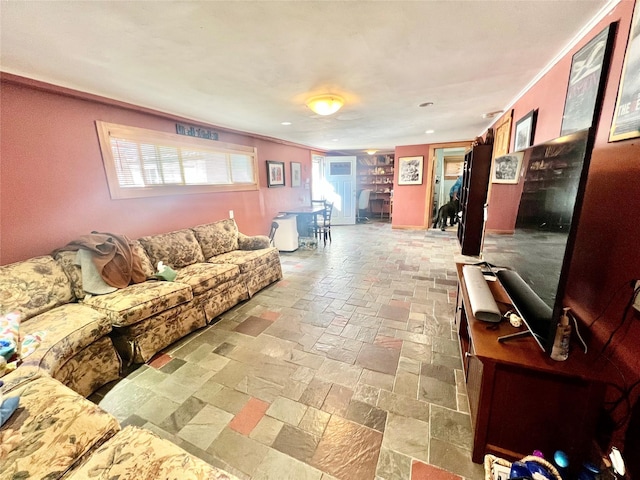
[514,109,538,151]
[492,110,513,158]
[266,160,285,187]
[610,3,640,141]
[291,162,301,187]
[397,156,423,185]
[492,152,524,184]
[561,22,617,136]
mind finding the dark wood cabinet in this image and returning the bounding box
[457,145,492,256]
[455,263,605,464]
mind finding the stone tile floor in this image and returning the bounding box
[90,221,484,480]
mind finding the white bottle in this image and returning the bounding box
[551,307,571,361]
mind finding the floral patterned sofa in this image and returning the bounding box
[1,218,282,397]
[0,256,122,397]
[0,369,238,480]
[96,218,280,364]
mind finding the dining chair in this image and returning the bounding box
[357,189,372,223]
[309,199,326,237]
[316,201,334,246]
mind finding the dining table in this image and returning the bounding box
[279,205,325,238]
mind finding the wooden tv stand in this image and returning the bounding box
[455,263,605,464]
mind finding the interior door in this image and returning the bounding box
[324,156,356,225]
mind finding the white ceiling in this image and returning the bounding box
[0,1,615,154]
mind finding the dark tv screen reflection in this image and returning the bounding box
[483,129,591,351]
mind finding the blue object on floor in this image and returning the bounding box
[0,339,16,361]
[0,396,20,427]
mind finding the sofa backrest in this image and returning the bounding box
[131,240,156,277]
[138,229,205,269]
[192,219,239,259]
[0,256,75,320]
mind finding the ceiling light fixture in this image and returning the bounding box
[281,121,292,126]
[482,110,503,119]
[419,102,434,108]
[366,149,378,155]
[306,94,344,116]
[425,130,435,134]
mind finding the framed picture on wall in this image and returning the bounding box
[266,160,285,187]
[291,162,301,187]
[444,156,464,179]
[492,110,513,158]
[492,152,524,184]
[514,109,538,151]
[560,22,617,136]
[397,156,423,185]
[610,1,640,141]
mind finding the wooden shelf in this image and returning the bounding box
[455,263,606,465]
[457,145,492,256]
[357,155,394,216]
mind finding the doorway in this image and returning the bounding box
[324,156,356,225]
[426,142,471,227]
[310,155,357,225]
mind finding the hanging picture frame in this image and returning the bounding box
[492,110,513,158]
[610,2,640,141]
[397,156,423,185]
[291,162,301,187]
[266,160,285,187]
[443,156,464,179]
[560,22,617,136]
[514,109,538,151]
[492,152,524,184]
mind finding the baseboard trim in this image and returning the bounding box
[391,224,428,231]
[484,229,515,235]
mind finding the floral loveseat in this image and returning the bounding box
[0,369,239,479]
[1,218,282,398]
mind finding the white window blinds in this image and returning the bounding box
[97,121,258,199]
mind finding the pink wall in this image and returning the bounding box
[0,76,316,264]
[485,28,592,232]
[485,0,640,451]
[391,144,433,228]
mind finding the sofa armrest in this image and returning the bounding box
[237,233,270,250]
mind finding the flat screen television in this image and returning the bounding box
[482,128,594,352]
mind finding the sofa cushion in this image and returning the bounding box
[139,229,205,269]
[18,303,113,376]
[63,425,239,480]
[82,281,193,327]
[0,365,42,393]
[130,239,155,277]
[53,250,86,300]
[0,375,120,479]
[113,302,205,364]
[0,256,74,320]
[207,247,280,274]
[175,262,241,296]
[192,218,239,258]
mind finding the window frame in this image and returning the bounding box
[96,121,259,199]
